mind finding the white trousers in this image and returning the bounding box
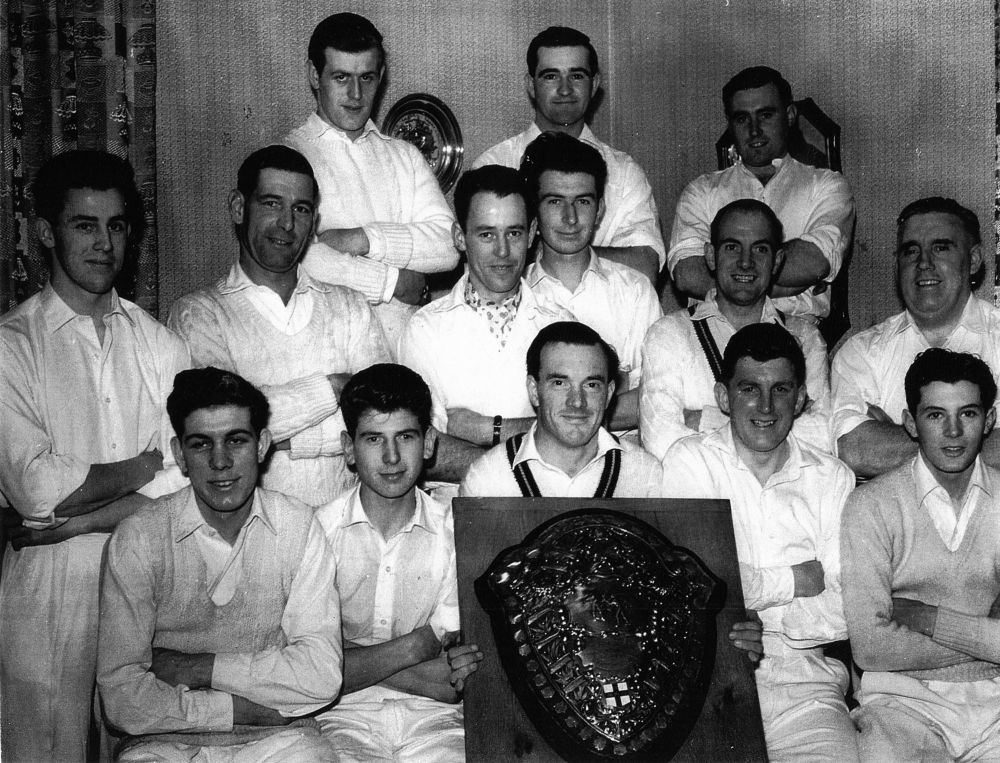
[1,534,107,762]
[117,727,337,763]
[756,637,860,763]
[318,688,465,763]
[854,671,1000,762]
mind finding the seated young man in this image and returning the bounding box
[662,323,859,763]
[842,349,1000,762]
[460,321,662,498]
[315,363,482,762]
[98,368,341,762]
[640,198,830,460]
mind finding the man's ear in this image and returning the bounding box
[793,384,807,417]
[985,406,996,438]
[590,71,602,99]
[170,436,187,477]
[771,247,786,278]
[524,73,536,103]
[423,427,437,460]
[256,429,273,462]
[901,408,918,440]
[228,190,246,226]
[341,430,356,467]
[307,59,321,91]
[527,375,540,409]
[35,217,56,250]
[605,378,616,409]
[714,381,731,416]
[704,241,716,271]
[970,242,984,276]
[595,197,606,231]
[452,221,466,254]
[784,102,797,128]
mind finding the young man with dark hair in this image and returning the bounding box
[460,321,661,498]
[98,367,341,762]
[399,166,570,461]
[473,26,664,282]
[662,322,858,762]
[169,145,390,506]
[520,132,662,431]
[0,149,190,761]
[315,364,481,762]
[641,199,830,459]
[842,349,1000,762]
[831,197,1000,478]
[668,65,855,321]
[285,12,457,351]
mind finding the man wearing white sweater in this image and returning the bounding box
[842,349,1000,762]
[169,146,390,506]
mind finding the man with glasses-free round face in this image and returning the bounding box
[284,12,457,352]
[473,26,664,283]
[667,65,855,322]
[831,196,1000,479]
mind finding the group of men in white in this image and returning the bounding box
[1,11,998,763]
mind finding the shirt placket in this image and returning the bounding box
[370,535,398,641]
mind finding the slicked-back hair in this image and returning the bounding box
[720,323,806,386]
[31,149,145,245]
[340,363,432,438]
[168,367,270,438]
[709,198,784,249]
[526,321,619,383]
[308,12,385,74]
[520,131,607,208]
[526,26,598,76]
[722,66,793,116]
[896,197,981,246]
[236,145,318,202]
[905,349,997,414]
[453,165,532,231]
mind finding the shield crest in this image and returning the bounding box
[477,509,722,761]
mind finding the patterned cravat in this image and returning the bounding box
[465,280,522,347]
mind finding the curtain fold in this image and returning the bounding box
[0,0,158,316]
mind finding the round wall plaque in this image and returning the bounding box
[383,93,464,193]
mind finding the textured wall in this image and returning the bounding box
[158,0,994,336]
[609,0,994,337]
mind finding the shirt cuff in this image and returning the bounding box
[211,653,252,700]
[189,687,235,732]
[382,266,400,304]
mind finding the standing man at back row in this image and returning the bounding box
[668,66,855,322]
[474,26,664,283]
[285,12,458,351]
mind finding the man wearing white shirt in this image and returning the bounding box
[99,368,341,762]
[460,321,662,498]
[398,166,570,459]
[521,132,661,431]
[662,323,858,762]
[284,12,458,351]
[473,26,664,283]
[316,364,481,762]
[842,349,1000,762]
[641,199,830,460]
[668,66,855,321]
[0,150,190,761]
[831,197,1000,478]
[169,145,390,506]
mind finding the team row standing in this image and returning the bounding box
[1,10,998,763]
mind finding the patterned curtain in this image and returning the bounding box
[0,0,158,316]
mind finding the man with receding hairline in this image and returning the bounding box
[668,66,855,321]
[473,25,664,282]
[831,197,1000,478]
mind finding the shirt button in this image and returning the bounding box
[380,619,387,625]
[385,566,391,573]
[111,443,117,450]
[104,397,111,403]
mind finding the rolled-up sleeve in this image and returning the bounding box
[211,519,342,715]
[795,172,855,281]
